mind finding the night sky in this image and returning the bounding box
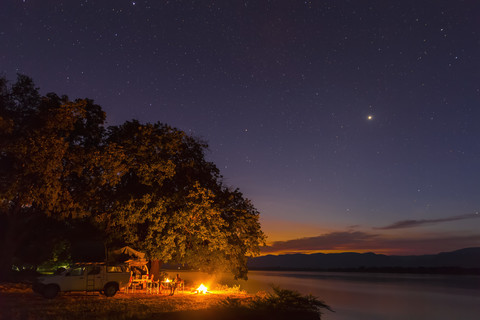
[2,0,480,255]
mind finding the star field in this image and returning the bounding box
[1,0,480,254]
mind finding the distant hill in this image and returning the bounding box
[248,247,480,270]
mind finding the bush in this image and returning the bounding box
[218,286,333,320]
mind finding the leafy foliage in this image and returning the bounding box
[251,286,333,315]
[101,120,265,278]
[0,74,265,280]
[0,75,108,278]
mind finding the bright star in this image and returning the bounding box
[367,115,374,120]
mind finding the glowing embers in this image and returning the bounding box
[196,283,208,294]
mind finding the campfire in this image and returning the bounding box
[195,283,208,294]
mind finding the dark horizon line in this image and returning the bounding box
[257,246,480,257]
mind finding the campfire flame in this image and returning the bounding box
[164,278,171,283]
[196,283,208,294]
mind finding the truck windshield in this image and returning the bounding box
[68,267,85,276]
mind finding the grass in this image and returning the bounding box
[0,283,241,319]
[0,283,332,320]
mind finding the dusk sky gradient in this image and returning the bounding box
[2,0,479,255]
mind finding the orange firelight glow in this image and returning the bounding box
[196,284,208,294]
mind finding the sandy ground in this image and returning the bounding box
[0,283,254,320]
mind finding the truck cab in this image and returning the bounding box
[33,263,131,298]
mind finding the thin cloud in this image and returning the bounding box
[261,231,480,255]
[262,231,379,253]
[376,213,480,230]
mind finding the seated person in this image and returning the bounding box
[133,267,142,279]
[170,274,183,295]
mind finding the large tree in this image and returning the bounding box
[0,75,265,280]
[101,121,265,279]
[0,75,122,278]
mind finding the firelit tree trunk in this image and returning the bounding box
[149,259,162,281]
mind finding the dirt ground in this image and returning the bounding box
[0,283,254,320]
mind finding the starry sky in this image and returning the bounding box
[2,0,480,255]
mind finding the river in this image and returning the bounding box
[177,270,480,320]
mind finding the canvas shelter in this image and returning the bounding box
[109,246,149,272]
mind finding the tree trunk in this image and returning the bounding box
[0,213,26,281]
[0,240,17,281]
[150,259,162,281]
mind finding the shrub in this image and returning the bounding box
[218,286,333,319]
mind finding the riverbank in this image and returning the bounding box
[0,283,324,320]
[0,283,244,319]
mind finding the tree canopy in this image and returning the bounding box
[0,74,265,280]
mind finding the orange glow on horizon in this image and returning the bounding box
[258,221,463,256]
[259,249,375,256]
[260,219,337,243]
[259,248,410,256]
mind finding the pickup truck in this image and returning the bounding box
[33,263,131,298]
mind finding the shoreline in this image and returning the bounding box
[0,283,323,320]
[247,266,480,275]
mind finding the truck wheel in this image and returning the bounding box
[104,283,118,297]
[32,283,44,294]
[42,284,59,299]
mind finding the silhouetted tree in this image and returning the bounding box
[0,75,265,280]
[0,75,122,279]
[101,121,265,279]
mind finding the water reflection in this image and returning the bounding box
[179,270,480,320]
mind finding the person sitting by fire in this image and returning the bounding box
[170,274,183,295]
[132,267,142,279]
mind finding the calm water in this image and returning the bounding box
[179,270,480,320]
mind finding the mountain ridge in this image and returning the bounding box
[248,247,480,270]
